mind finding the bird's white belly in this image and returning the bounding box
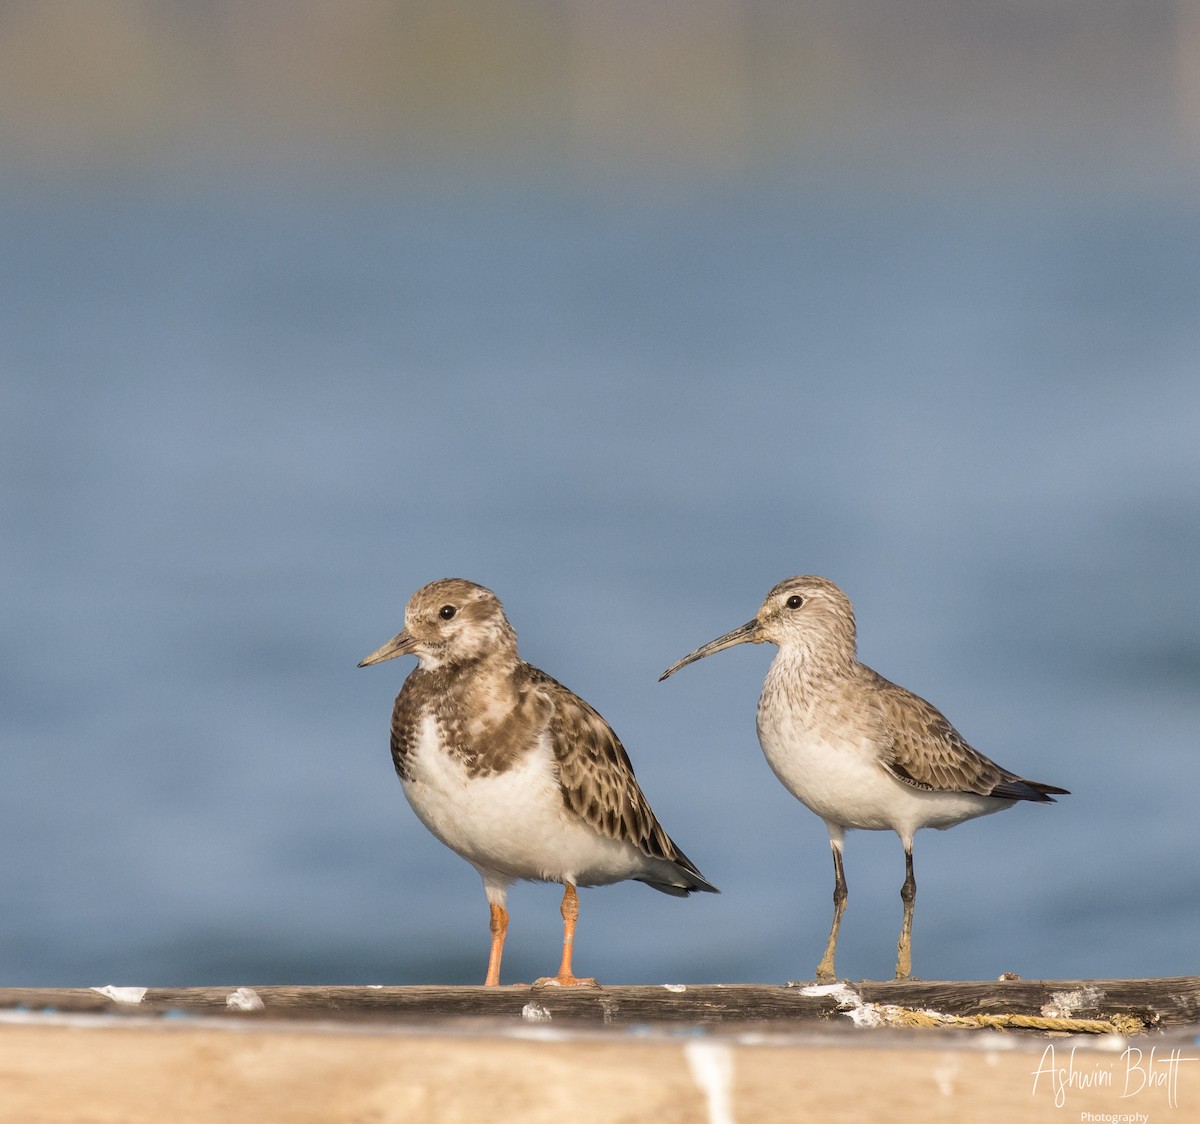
[756,715,1004,838]
[401,714,645,887]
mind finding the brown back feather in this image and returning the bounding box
[862,666,1048,798]
[524,666,707,877]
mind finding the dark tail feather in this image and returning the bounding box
[991,776,1070,803]
[673,844,719,894]
[639,845,720,895]
[639,872,719,897]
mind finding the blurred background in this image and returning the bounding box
[2,1,1198,987]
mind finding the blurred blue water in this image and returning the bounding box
[2,168,1198,986]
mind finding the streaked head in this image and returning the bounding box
[659,575,857,680]
[358,578,518,672]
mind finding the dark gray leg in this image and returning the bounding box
[895,848,916,980]
[816,844,848,981]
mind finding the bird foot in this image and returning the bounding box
[532,974,601,989]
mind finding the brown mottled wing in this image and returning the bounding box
[862,666,1044,799]
[524,666,707,877]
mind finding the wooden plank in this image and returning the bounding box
[2,977,1197,1032]
[6,1018,1189,1124]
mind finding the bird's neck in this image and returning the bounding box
[425,643,519,678]
[763,642,856,706]
[431,651,524,728]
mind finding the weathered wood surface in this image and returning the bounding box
[2,977,1197,1032]
[4,1019,1175,1124]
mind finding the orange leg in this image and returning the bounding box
[484,900,509,986]
[550,884,597,987]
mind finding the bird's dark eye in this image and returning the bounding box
[786,595,804,609]
[439,605,457,620]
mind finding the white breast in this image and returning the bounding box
[755,666,1006,842]
[401,712,652,888]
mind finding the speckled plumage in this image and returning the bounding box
[360,578,715,986]
[661,574,1067,981]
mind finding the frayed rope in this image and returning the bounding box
[865,1005,1144,1036]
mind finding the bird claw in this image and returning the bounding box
[532,975,601,989]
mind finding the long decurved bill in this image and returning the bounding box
[659,619,761,681]
[357,630,416,667]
